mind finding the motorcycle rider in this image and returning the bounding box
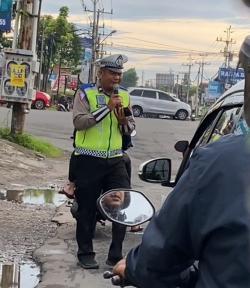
[58,95,70,111]
[112,36,250,287]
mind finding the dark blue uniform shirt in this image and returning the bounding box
[126,134,250,288]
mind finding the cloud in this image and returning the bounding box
[40,0,250,80]
[41,0,245,22]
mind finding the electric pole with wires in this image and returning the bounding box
[81,0,113,82]
[182,54,194,104]
[216,25,236,68]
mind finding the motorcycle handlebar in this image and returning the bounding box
[103,271,131,287]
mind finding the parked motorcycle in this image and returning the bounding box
[57,96,73,112]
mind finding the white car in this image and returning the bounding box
[128,87,191,120]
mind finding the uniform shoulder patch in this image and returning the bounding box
[80,83,95,91]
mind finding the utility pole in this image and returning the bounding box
[141,70,144,87]
[84,0,113,82]
[197,54,210,106]
[176,74,179,97]
[11,0,39,134]
[38,21,45,90]
[194,64,201,117]
[216,25,236,68]
[182,54,193,104]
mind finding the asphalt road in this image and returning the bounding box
[0,106,199,207]
[0,107,199,287]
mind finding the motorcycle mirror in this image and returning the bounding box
[131,130,136,137]
[174,140,189,154]
[97,189,155,227]
[138,158,171,184]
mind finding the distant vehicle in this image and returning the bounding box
[32,91,51,110]
[128,87,191,120]
[0,91,51,110]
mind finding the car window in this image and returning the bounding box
[158,92,174,101]
[129,89,143,96]
[233,112,250,135]
[142,90,157,99]
[208,107,242,143]
[197,120,217,147]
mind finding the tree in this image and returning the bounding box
[37,6,83,91]
[121,68,138,88]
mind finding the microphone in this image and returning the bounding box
[113,84,119,95]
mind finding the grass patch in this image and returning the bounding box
[0,128,62,158]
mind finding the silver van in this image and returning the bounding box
[128,87,191,120]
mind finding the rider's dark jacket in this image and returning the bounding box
[126,134,250,288]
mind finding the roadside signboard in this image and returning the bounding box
[0,48,35,103]
[204,81,224,103]
[0,0,12,32]
[218,67,245,85]
[10,64,26,87]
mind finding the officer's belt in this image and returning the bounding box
[74,147,123,158]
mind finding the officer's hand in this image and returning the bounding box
[108,94,122,111]
[113,258,126,279]
[114,107,128,125]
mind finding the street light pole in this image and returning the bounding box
[95,29,116,59]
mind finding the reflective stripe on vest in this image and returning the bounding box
[75,86,129,158]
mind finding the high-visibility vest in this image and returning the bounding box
[75,85,130,158]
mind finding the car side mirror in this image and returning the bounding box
[174,140,189,155]
[138,158,171,184]
[97,189,155,226]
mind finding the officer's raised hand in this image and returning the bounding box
[107,94,122,111]
[114,107,128,125]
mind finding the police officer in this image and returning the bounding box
[72,54,135,269]
[112,38,250,287]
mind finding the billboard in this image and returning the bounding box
[218,67,245,85]
[204,81,224,102]
[0,0,12,32]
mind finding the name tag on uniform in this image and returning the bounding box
[96,95,106,107]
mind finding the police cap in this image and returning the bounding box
[96,54,128,73]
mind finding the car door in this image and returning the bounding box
[174,104,243,185]
[141,90,157,113]
[157,92,179,115]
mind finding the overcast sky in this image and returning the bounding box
[41,0,250,82]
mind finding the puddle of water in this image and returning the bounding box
[4,189,66,207]
[0,261,40,288]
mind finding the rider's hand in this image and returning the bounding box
[113,258,126,279]
[114,107,128,125]
[107,94,122,111]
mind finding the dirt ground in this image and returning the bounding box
[0,139,69,263]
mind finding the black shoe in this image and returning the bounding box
[78,255,99,269]
[105,258,122,266]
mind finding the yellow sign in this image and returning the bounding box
[10,64,26,87]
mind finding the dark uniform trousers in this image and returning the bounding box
[74,154,130,261]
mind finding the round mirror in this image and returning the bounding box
[97,189,155,226]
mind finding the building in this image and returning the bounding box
[156,73,175,89]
